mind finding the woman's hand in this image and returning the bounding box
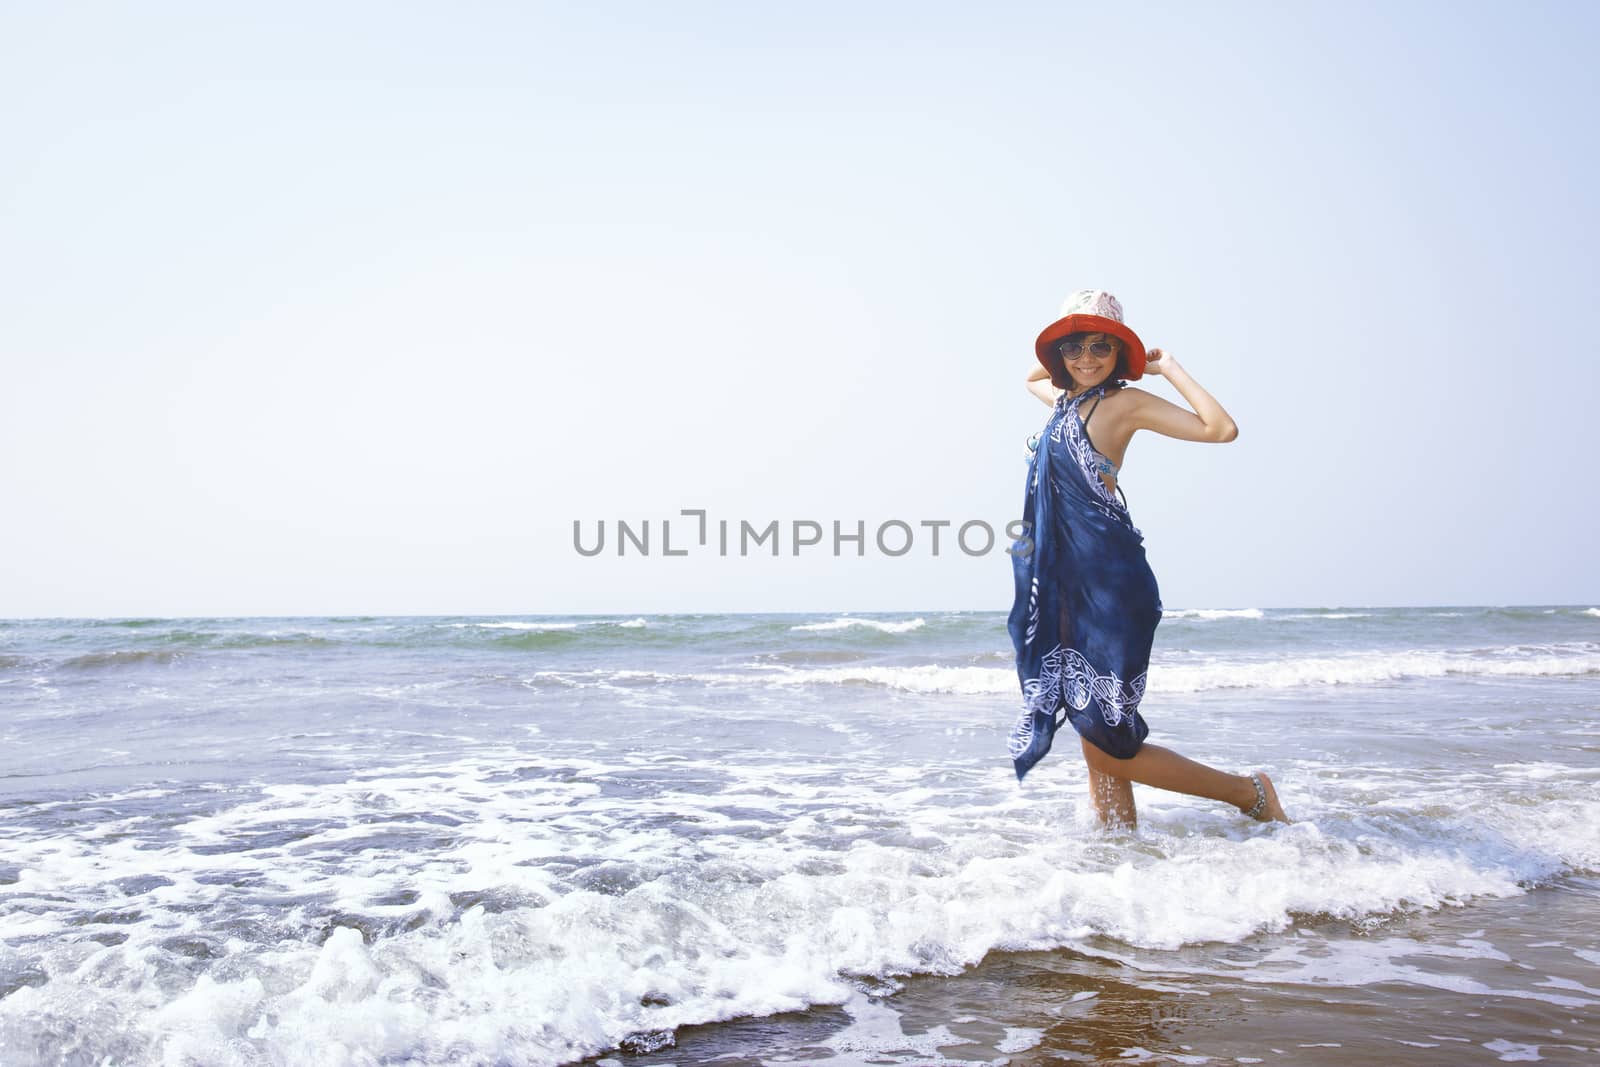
[1143,347,1175,377]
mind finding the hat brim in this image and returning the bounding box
[1035,314,1146,382]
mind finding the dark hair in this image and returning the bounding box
[1049,331,1129,391]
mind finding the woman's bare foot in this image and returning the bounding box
[1243,771,1291,824]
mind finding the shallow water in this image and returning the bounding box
[1,609,1597,1065]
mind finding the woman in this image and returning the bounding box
[1007,289,1289,827]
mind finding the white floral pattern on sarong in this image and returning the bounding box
[1007,643,1149,758]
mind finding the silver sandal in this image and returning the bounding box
[1243,773,1267,820]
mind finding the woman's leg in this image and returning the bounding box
[1080,737,1290,823]
[1086,762,1138,828]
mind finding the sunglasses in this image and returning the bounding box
[1059,339,1118,358]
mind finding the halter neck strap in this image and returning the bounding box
[1060,382,1115,407]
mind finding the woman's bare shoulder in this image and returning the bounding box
[1114,385,1173,415]
[1098,384,1150,411]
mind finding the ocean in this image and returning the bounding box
[1,607,1597,1066]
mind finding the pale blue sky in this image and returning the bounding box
[2,1,1596,616]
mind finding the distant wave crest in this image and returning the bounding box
[457,618,649,631]
[790,617,926,634]
[537,643,1600,695]
[61,649,186,670]
[1163,608,1265,621]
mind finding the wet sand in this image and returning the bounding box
[601,877,1600,1065]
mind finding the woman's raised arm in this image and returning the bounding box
[1025,360,1059,407]
[1130,348,1238,443]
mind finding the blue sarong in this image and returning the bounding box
[1007,384,1163,780]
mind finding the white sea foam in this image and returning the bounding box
[1163,608,1265,620]
[618,617,649,628]
[1483,1039,1544,1061]
[1584,608,1600,617]
[997,1027,1045,1053]
[1280,612,1375,620]
[790,617,927,634]
[1154,645,1600,693]
[4,749,1596,1067]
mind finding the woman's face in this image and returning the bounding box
[1059,332,1121,390]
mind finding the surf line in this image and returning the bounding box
[573,510,1035,559]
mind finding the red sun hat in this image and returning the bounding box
[1034,289,1147,382]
